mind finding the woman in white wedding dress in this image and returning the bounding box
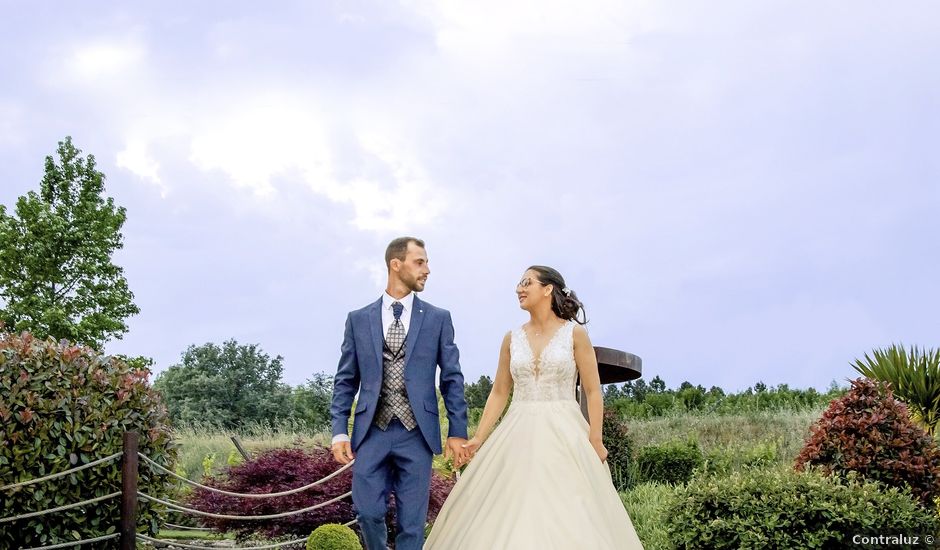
[425,266,644,549]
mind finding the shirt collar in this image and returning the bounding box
[383,291,415,312]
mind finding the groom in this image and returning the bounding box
[330,237,470,550]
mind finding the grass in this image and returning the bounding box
[621,482,675,550]
[625,407,822,464]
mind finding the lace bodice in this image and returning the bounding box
[509,321,578,402]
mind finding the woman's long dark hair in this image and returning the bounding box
[527,265,588,325]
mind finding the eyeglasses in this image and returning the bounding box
[516,277,544,289]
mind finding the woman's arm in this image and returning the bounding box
[464,332,513,452]
[573,324,608,462]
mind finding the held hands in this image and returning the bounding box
[589,435,608,463]
[331,441,355,465]
[445,437,472,468]
[461,436,482,457]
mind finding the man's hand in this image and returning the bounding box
[444,437,470,468]
[331,441,355,465]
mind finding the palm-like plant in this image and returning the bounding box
[852,344,940,436]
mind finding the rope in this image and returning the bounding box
[137,533,306,549]
[0,491,121,523]
[0,452,122,491]
[19,533,120,550]
[164,522,214,531]
[138,453,354,498]
[137,490,352,520]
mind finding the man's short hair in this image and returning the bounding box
[385,237,425,269]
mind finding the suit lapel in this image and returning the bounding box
[404,295,425,373]
[368,298,384,373]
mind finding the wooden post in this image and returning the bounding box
[230,436,250,460]
[120,431,138,550]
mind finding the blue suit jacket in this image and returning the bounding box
[330,296,468,454]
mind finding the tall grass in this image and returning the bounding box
[625,407,822,464]
[172,418,331,479]
[621,482,674,550]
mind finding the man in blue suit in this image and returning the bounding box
[331,236,470,550]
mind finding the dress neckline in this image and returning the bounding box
[520,320,570,365]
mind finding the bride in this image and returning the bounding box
[425,266,644,549]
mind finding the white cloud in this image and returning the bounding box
[116,139,165,197]
[187,93,449,233]
[69,41,144,80]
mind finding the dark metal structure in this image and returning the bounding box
[577,346,642,420]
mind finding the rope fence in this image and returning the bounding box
[137,533,307,549]
[2,432,359,549]
[0,452,122,492]
[20,533,121,550]
[139,490,353,521]
[139,452,354,498]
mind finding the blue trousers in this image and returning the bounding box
[353,419,433,550]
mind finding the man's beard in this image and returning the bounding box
[404,273,424,292]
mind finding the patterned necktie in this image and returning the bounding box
[387,301,405,352]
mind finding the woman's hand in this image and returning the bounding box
[589,435,608,463]
[461,436,483,459]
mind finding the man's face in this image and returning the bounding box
[395,242,430,292]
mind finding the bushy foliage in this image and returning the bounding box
[698,440,779,478]
[795,377,940,508]
[307,523,362,550]
[853,344,940,435]
[188,447,455,542]
[635,440,703,485]
[188,447,354,539]
[0,331,176,548]
[666,468,939,549]
[602,410,635,490]
[153,340,293,429]
[605,377,842,419]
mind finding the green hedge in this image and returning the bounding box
[636,440,703,485]
[0,332,177,548]
[666,468,939,549]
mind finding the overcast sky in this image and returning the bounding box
[1,1,938,392]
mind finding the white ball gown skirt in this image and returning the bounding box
[424,399,644,549]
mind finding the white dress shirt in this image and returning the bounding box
[333,292,415,446]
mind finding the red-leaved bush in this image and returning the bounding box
[187,447,455,541]
[795,377,940,508]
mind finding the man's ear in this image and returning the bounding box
[389,258,401,272]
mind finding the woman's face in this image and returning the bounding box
[515,269,552,311]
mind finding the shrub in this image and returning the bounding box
[188,447,455,543]
[853,344,940,435]
[698,440,779,478]
[636,440,703,485]
[307,523,362,550]
[666,468,939,549]
[0,332,177,548]
[795,377,940,508]
[602,410,635,490]
[188,447,355,539]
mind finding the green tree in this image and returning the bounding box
[291,372,334,429]
[0,137,138,348]
[153,340,290,428]
[465,375,493,409]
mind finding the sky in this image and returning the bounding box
[1,1,938,392]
